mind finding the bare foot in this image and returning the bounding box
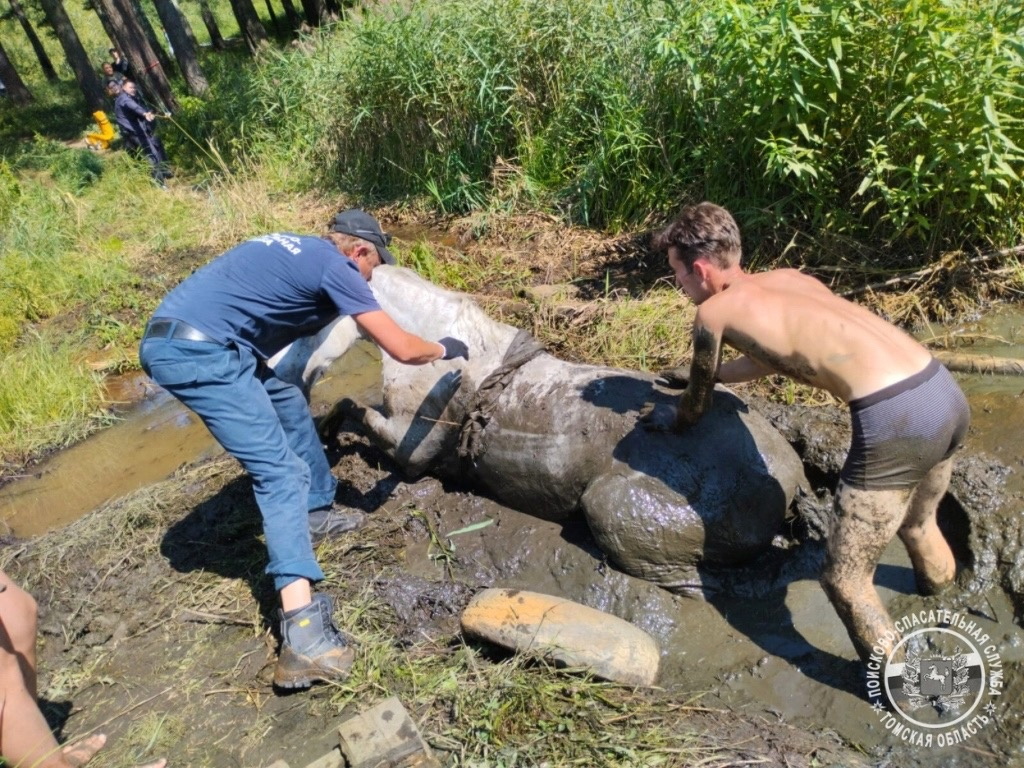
[61,734,107,767]
[61,734,167,768]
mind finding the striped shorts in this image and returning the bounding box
[841,358,970,491]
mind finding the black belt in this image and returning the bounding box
[143,318,220,344]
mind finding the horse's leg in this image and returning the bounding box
[320,397,407,452]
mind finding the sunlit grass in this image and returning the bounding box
[0,333,106,465]
[0,141,343,471]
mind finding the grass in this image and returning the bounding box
[0,333,108,466]
[211,0,1022,263]
[548,287,691,371]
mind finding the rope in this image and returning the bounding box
[158,111,225,166]
[458,330,546,463]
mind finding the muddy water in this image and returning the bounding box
[0,342,382,537]
[3,302,1024,763]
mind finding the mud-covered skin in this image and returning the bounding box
[727,329,819,384]
[821,460,956,663]
[325,267,808,587]
[676,325,719,428]
[754,395,1023,614]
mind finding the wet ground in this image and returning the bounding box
[0,343,382,538]
[2,285,1023,766]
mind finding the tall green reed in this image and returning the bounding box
[228,0,1021,262]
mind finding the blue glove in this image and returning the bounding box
[438,337,469,360]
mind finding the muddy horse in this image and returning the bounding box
[272,266,808,589]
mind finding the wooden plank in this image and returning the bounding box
[301,747,344,768]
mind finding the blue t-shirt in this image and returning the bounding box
[154,233,381,359]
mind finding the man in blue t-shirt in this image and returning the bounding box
[140,210,468,690]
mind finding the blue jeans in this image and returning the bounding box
[140,335,337,592]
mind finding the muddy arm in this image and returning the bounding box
[676,325,722,429]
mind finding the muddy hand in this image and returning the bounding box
[639,402,677,432]
[655,365,690,390]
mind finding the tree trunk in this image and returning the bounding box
[93,3,121,59]
[131,0,176,75]
[261,0,280,33]
[36,0,107,112]
[0,39,34,104]
[93,0,179,113]
[9,0,58,81]
[228,0,269,55]
[195,0,225,50]
[299,0,327,27]
[152,0,209,95]
[279,0,301,31]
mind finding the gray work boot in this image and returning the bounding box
[308,505,367,543]
[273,593,354,689]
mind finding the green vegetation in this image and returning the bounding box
[0,0,1022,465]
[189,0,1023,261]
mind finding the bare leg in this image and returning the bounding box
[820,483,911,663]
[0,570,167,768]
[0,571,75,768]
[0,569,37,696]
[898,458,956,595]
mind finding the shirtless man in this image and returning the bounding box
[648,202,970,663]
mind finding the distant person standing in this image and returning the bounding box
[109,48,130,78]
[107,81,141,154]
[110,80,171,186]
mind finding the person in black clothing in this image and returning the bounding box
[109,48,130,78]
[110,80,172,185]
[107,81,140,153]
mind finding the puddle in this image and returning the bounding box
[0,342,382,538]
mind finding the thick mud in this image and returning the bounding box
[3,280,1024,766]
[391,387,1024,766]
